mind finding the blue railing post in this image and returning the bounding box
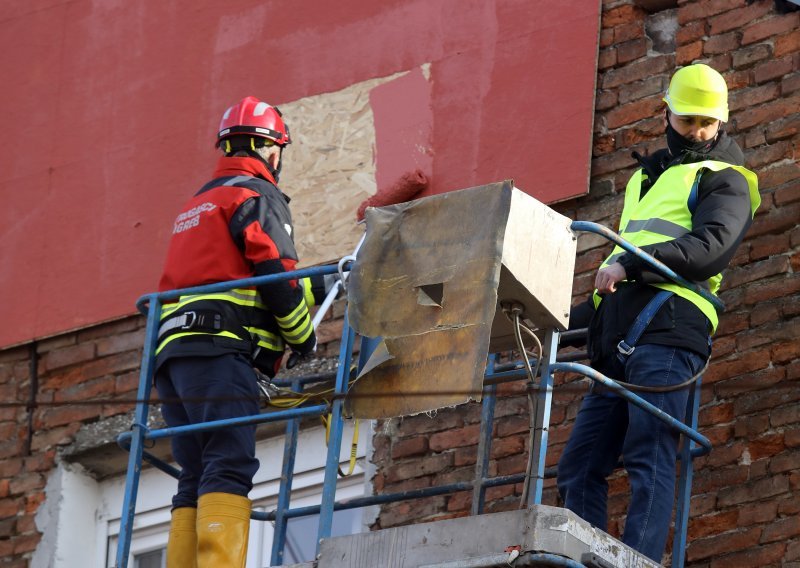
[115,295,161,568]
[471,355,497,515]
[672,376,703,568]
[316,313,356,551]
[270,378,302,566]
[528,329,558,506]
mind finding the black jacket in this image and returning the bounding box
[572,131,755,371]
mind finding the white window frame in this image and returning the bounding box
[39,422,371,568]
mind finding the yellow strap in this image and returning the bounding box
[301,277,316,308]
[322,415,360,477]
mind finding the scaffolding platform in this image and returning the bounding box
[308,505,659,568]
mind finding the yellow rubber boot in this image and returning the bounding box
[166,507,197,568]
[197,492,252,568]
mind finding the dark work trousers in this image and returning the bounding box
[556,343,705,563]
[156,352,261,510]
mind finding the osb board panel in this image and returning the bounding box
[280,71,408,267]
[346,182,513,418]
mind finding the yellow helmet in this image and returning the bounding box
[663,63,729,122]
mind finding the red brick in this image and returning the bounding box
[749,433,786,461]
[787,426,800,448]
[772,336,800,364]
[384,453,452,483]
[705,349,771,384]
[738,500,778,526]
[783,70,800,94]
[686,526,761,561]
[614,21,643,43]
[689,509,739,539]
[398,411,462,435]
[770,406,800,427]
[689,493,718,516]
[599,27,614,49]
[775,29,800,58]
[734,382,800,417]
[617,38,647,64]
[692,463,748,494]
[0,497,21,519]
[382,475,431,495]
[705,31,740,55]
[598,47,617,70]
[775,180,800,205]
[53,376,116,403]
[12,532,41,554]
[43,350,142,391]
[605,95,663,129]
[761,515,800,543]
[677,40,703,65]
[595,89,618,111]
[766,113,800,142]
[677,20,705,45]
[730,82,780,114]
[769,449,800,474]
[758,161,800,191]
[709,542,787,568]
[708,1,772,35]
[601,54,673,89]
[76,316,140,342]
[24,491,45,514]
[679,0,745,25]
[749,202,800,240]
[735,92,800,131]
[749,299,781,326]
[489,434,524,459]
[39,342,95,373]
[718,473,791,508]
[741,12,800,45]
[733,414,771,438]
[699,402,734,427]
[602,4,645,28]
[9,473,44,496]
[95,329,145,357]
[391,436,428,459]
[429,424,480,452]
[591,147,638,177]
[724,256,790,289]
[753,54,796,84]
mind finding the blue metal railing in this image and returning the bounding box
[115,222,711,568]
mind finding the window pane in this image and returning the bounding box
[134,549,164,568]
[283,509,362,563]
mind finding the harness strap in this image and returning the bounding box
[158,309,226,340]
[616,290,674,362]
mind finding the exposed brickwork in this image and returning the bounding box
[369,2,800,567]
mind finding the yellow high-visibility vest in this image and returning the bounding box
[595,160,759,332]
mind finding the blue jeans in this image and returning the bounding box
[156,353,261,509]
[556,344,705,562]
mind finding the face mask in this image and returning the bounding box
[666,121,718,158]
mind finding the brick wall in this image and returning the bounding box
[0,1,797,566]
[371,1,800,566]
[0,317,146,566]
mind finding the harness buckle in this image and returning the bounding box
[180,311,197,330]
[617,340,635,357]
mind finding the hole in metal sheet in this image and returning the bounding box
[417,283,444,308]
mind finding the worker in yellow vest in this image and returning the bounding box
[557,64,760,563]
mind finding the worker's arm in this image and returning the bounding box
[230,191,316,355]
[617,168,753,283]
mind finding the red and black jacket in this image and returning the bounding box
[156,156,315,376]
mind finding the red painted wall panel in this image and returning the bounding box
[0,0,599,347]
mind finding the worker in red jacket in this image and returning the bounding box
[156,96,319,567]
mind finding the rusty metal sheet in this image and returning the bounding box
[346,181,513,418]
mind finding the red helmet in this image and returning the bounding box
[216,96,291,147]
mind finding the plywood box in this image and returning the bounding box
[346,180,576,419]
